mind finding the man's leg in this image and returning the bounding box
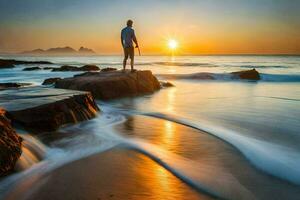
[123,48,128,71]
[130,58,134,71]
[130,47,134,71]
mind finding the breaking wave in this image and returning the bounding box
[157,72,300,82]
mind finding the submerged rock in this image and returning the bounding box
[231,69,260,80]
[55,70,161,100]
[43,67,55,70]
[52,65,100,72]
[0,83,31,90]
[0,62,15,68]
[0,108,22,176]
[0,87,100,132]
[52,65,78,72]
[23,67,42,71]
[160,81,175,87]
[158,73,215,80]
[42,77,62,85]
[80,65,100,71]
[0,59,52,67]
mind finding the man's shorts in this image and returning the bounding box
[124,47,134,59]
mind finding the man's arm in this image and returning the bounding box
[132,30,138,47]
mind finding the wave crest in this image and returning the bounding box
[157,72,300,82]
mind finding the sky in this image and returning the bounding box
[0,0,300,55]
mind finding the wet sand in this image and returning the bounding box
[5,148,210,200]
[115,115,300,199]
[4,109,300,200]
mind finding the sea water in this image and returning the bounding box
[0,55,300,199]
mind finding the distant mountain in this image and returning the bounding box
[21,46,96,55]
[23,48,46,54]
[78,47,95,54]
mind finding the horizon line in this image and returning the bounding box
[1,53,300,57]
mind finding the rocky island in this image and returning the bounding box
[21,46,96,56]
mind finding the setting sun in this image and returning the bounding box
[168,39,178,50]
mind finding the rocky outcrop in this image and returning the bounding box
[42,77,62,85]
[0,108,22,176]
[23,67,42,71]
[0,83,31,90]
[0,87,100,132]
[55,70,161,100]
[231,69,260,80]
[52,65,100,72]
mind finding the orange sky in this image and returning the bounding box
[1,0,300,55]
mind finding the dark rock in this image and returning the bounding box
[55,70,161,100]
[0,61,15,68]
[43,67,55,70]
[52,65,100,72]
[0,108,22,176]
[80,65,100,71]
[160,81,174,87]
[0,83,32,90]
[42,78,62,85]
[52,65,78,72]
[101,67,117,72]
[23,67,42,71]
[0,59,52,66]
[0,87,100,132]
[231,69,260,80]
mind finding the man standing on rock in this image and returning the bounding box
[121,19,139,72]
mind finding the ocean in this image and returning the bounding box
[0,55,300,199]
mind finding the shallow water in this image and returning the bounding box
[0,55,299,199]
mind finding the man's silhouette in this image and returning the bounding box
[121,20,138,72]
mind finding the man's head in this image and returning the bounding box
[127,20,133,27]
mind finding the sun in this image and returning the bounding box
[168,39,178,50]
